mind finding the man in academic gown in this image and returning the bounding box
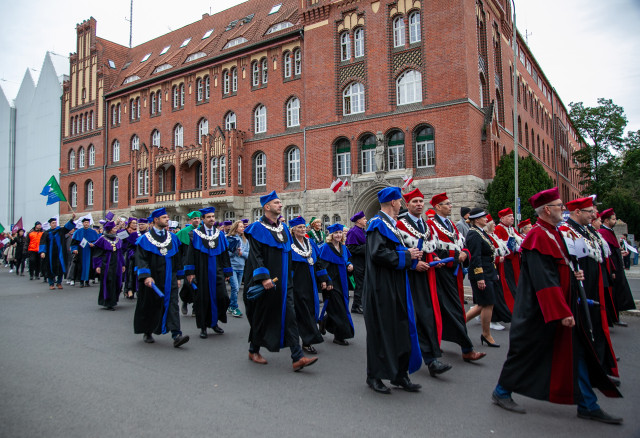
[134,208,189,348]
[494,208,523,300]
[121,217,138,299]
[243,191,318,372]
[93,221,125,310]
[397,189,452,377]
[345,211,366,314]
[599,208,636,326]
[363,187,423,394]
[559,198,618,378]
[493,188,622,424]
[185,207,232,339]
[71,217,100,287]
[427,193,485,362]
[40,214,76,290]
[178,211,201,316]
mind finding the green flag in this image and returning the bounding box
[40,175,67,205]
[0,222,4,234]
[176,224,194,245]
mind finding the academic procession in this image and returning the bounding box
[1,172,637,428]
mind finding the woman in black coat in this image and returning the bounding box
[465,208,500,348]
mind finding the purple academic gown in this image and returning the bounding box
[93,234,125,308]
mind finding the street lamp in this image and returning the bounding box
[511,0,519,224]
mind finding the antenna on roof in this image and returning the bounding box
[125,0,133,48]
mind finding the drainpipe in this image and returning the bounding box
[303,127,307,216]
[103,94,108,217]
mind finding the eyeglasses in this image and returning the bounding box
[546,203,564,209]
[579,209,594,214]
[439,202,453,206]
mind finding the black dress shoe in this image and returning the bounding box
[613,321,628,327]
[173,334,190,348]
[577,408,623,424]
[481,335,500,348]
[492,391,526,413]
[318,318,326,335]
[366,377,391,394]
[212,325,224,334]
[143,334,155,343]
[390,376,421,392]
[351,305,364,314]
[200,330,208,339]
[427,360,452,377]
[333,338,349,346]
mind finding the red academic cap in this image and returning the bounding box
[600,208,615,220]
[430,192,448,207]
[518,218,531,228]
[528,187,560,209]
[498,208,513,218]
[565,197,593,212]
[403,188,424,203]
[486,214,493,222]
[426,209,436,218]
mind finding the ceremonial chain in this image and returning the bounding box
[432,219,465,250]
[399,218,430,240]
[470,226,495,258]
[260,221,286,242]
[193,228,220,249]
[292,238,314,265]
[145,232,171,255]
[374,216,403,241]
[107,237,120,252]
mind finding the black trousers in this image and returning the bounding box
[28,251,41,277]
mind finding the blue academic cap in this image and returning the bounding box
[260,190,279,207]
[151,207,167,219]
[377,187,402,204]
[199,206,216,216]
[288,216,306,228]
[137,218,148,224]
[327,223,344,234]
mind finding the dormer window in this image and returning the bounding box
[186,52,206,62]
[108,60,116,69]
[153,64,173,74]
[224,37,247,49]
[123,75,140,85]
[266,21,293,34]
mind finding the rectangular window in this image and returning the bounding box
[388,145,405,171]
[336,152,351,177]
[361,142,376,173]
[416,137,435,168]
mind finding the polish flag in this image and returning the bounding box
[330,179,344,193]
[340,180,350,191]
[401,175,414,190]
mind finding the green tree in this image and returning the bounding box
[569,98,628,198]
[485,152,554,223]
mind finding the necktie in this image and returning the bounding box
[417,219,425,234]
[208,229,212,236]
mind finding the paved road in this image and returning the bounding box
[0,269,638,438]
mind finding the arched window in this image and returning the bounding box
[136,97,141,119]
[157,168,165,193]
[254,105,267,133]
[219,156,227,185]
[393,16,405,47]
[387,130,405,171]
[397,70,422,105]
[195,162,202,189]
[322,215,330,232]
[78,147,85,168]
[252,208,263,222]
[254,152,266,186]
[343,82,365,115]
[151,92,157,114]
[157,92,162,113]
[111,177,119,204]
[196,78,204,101]
[261,58,268,84]
[231,68,237,93]
[88,145,95,166]
[172,86,179,108]
[252,61,260,86]
[111,105,117,125]
[210,157,219,187]
[111,140,120,163]
[69,149,76,170]
[409,11,421,43]
[223,71,230,94]
[354,28,364,58]
[174,124,183,147]
[69,183,77,208]
[198,118,209,145]
[334,138,351,177]
[224,211,236,222]
[285,205,301,222]
[79,114,83,132]
[205,75,210,99]
[151,130,161,147]
[86,180,94,206]
[225,112,236,131]
[333,214,342,224]
[238,156,243,186]
[117,104,121,124]
[130,99,136,121]
[360,134,376,173]
[340,32,351,61]
[131,135,140,151]
[415,125,435,168]
[144,169,149,194]
[179,84,185,107]
[89,111,94,129]
[283,51,292,78]
[287,147,300,183]
[525,122,529,148]
[294,48,302,75]
[286,97,300,127]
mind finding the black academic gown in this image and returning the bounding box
[363,212,422,380]
[133,229,183,335]
[599,226,636,313]
[185,226,232,330]
[290,237,326,346]
[428,216,473,350]
[317,242,355,341]
[93,234,125,308]
[243,217,296,352]
[122,231,139,293]
[179,229,197,306]
[498,220,621,404]
[39,220,75,279]
[346,226,366,307]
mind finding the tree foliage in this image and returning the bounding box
[485,152,554,223]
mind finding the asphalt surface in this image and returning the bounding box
[1,267,639,438]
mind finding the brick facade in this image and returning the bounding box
[60,0,585,226]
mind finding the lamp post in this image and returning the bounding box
[511,0,519,224]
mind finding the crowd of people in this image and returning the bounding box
[0,185,636,425]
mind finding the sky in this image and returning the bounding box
[1,0,638,133]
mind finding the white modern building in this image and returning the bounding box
[0,52,68,230]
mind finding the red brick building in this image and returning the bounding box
[60,0,584,226]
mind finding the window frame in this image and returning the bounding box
[354,28,364,58]
[174,124,183,147]
[287,147,300,183]
[343,82,365,115]
[254,105,267,133]
[393,16,405,47]
[340,32,351,61]
[286,97,300,127]
[254,152,266,186]
[396,69,422,105]
[408,11,421,44]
